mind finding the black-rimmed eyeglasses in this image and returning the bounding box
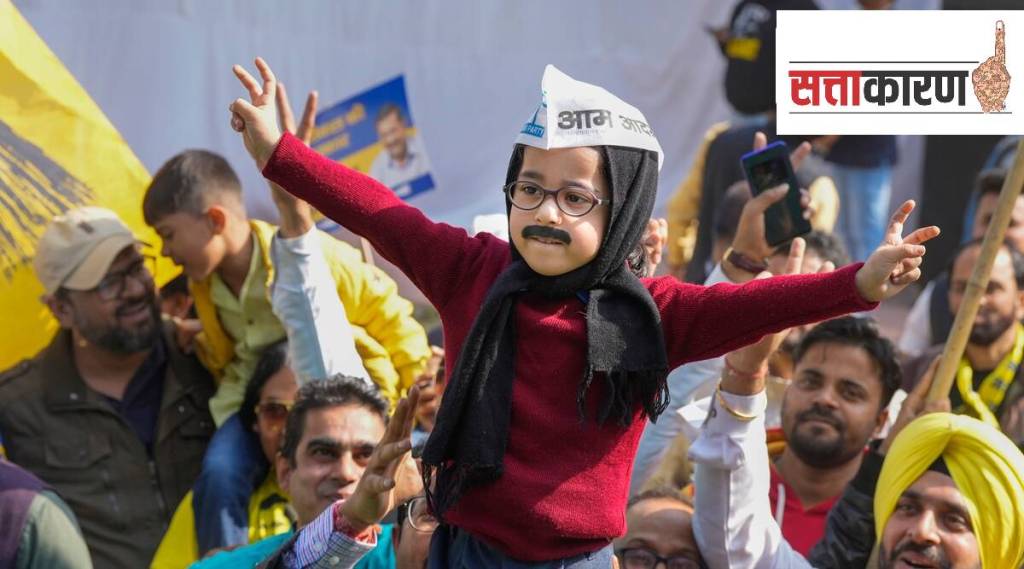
[615,547,702,569]
[397,496,438,533]
[503,181,608,217]
[92,255,157,301]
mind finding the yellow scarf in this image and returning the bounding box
[955,322,1024,427]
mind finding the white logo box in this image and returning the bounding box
[777,10,1024,135]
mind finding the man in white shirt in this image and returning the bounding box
[689,222,1024,569]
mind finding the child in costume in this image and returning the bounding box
[228,58,935,567]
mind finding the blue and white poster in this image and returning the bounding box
[311,75,435,201]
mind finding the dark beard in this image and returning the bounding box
[878,541,957,569]
[77,300,161,354]
[968,310,1016,346]
[785,404,861,469]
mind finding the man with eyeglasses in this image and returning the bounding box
[0,206,216,569]
[394,493,438,569]
[614,487,705,569]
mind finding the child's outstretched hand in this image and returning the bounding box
[855,200,940,302]
[230,57,283,169]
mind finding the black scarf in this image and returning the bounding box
[422,144,670,519]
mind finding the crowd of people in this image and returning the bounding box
[2,2,1024,569]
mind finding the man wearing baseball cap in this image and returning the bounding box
[0,206,216,569]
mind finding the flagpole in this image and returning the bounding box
[866,139,1024,569]
[927,140,1024,403]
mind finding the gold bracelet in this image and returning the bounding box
[715,385,760,422]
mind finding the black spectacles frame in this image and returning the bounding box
[502,181,609,217]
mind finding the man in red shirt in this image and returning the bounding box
[768,316,901,555]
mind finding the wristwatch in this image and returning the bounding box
[724,247,768,274]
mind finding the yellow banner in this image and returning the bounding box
[0,0,173,371]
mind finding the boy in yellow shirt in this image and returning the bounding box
[143,91,429,553]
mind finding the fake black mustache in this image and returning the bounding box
[522,225,572,245]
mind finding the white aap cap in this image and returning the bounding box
[514,65,663,171]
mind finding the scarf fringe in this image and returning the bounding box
[577,365,671,426]
[423,461,503,520]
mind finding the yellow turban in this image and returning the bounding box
[875,412,1024,569]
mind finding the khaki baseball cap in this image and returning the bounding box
[34,206,139,295]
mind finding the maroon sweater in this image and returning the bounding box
[263,133,877,561]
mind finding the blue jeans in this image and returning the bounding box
[830,163,893,262]
[194,413,268,554]
[428,525,613,568]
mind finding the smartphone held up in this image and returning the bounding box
[740,140,811,246]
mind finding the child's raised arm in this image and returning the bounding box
[659,200,939,367]
[230,58,497,308]
[268,81,317,238]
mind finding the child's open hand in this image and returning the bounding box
[855,200,940,302]
[230,57,283,169]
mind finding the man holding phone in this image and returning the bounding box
[721,134,817,283]
[742,140,812,249]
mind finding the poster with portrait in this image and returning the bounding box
[311,76,436,220]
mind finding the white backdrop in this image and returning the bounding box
[15,0,743,228]
[15,0,932,308]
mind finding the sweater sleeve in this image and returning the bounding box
[262,133,493,308]
[654,263,877,367]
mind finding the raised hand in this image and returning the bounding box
[855,201,941,303]
[340,386,421,534]
[277,83,318,145]
[723,132,813,284]
[230,57,283,169]
[721,238,835,396]
[642,218,668,277]
[270,82,319,237]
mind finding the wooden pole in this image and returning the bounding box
[927,139,1024,403]
[866,140,1024,569]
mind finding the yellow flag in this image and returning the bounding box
[0,0,173,370]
